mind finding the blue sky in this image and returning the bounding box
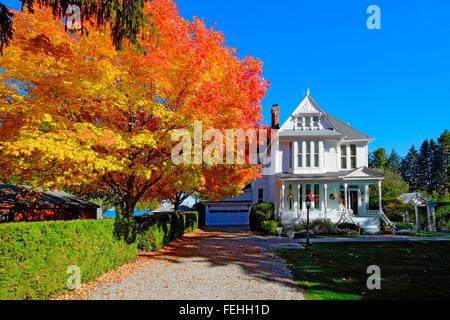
[4,0,450,156]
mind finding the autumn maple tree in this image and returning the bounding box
[0,0,269,218]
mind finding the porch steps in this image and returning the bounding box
[352,216,380,234]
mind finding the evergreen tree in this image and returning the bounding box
[400,145,419,191]
[437,130,449,194]
[387,149,401,173]
[417,139,432,193]
[369,148,387,168]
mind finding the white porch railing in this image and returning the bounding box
[280,208,393,227]
[361,209,394,227]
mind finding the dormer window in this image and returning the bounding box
[313,116,320,129]
[296,116,320,130]
[305,117,311,129]
[296,117,303,129]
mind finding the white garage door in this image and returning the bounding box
[206,208,250,226]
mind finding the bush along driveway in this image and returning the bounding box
[62,229,303,300]
[278,241,450,300]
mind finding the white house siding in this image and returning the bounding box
[204,92,388,231]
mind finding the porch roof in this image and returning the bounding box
[276,167,384,183]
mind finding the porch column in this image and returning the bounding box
[280,184,285,218]
[428,204,437,232]
[415,205,420,232]
[324,184,328,215]
[302,183,306,218]
[357,189,362,212]
[344,183,348,210]
[378,180,382,212]
[294,184,299,217]
[365,185,370,210]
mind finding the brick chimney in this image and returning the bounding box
[271,104,280,129]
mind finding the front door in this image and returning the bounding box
[350,191,358,215]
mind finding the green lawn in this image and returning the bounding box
[278,241,450,300]
[415,232,450,238]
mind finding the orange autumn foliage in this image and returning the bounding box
[0,0,269,217]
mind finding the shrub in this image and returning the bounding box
[249,202,274,232]
[292,218,335,236]
[192,203,206,227]
[337,223,358,231]
[436,205,450,232]
[394,222,415,230]
[0,219,137,300]
[262,220,282,236]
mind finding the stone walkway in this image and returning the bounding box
[84,229,303,300]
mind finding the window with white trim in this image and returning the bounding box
[296,117,303,130]
[313,116,320,130]
[306,142,311,167]
[289,142,293,168]
[297,141,303,167]
[350,144,357,169]
[314,141,319,167]
[305,117,311,130]
[341,145,347,169]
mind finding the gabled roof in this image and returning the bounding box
[343,166,385,179]
[279,93,373,141]
[398,193,436,206]
[0,184,99,208]
[308,96,373,141]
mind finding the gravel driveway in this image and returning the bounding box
[87,228,303,300]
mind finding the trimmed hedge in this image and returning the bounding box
[0,219,137,300]
[0,211,199,300]
[192,203,206,227]
[249,202,274,232]
[114,211,199,252]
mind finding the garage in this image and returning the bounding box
[205,204,250,226]
[204,188,252,226]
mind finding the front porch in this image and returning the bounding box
[276,168,392,231]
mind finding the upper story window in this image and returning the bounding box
[305,142,311,167]
[296,117,303,129]
[350,145,357,169]
[341,145,347,169]
[296,116,320,130]
[314,141,319,167]
[304,117,311,129]
[289,142,293,168]
[313,116,320,129]
[297,141,320,168]
[297,141,303,167]
[340,144,357,169]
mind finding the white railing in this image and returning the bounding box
[361,209,394,227]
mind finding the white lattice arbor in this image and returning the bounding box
[398,193,437,232]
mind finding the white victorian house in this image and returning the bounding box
[204,91,392,233]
